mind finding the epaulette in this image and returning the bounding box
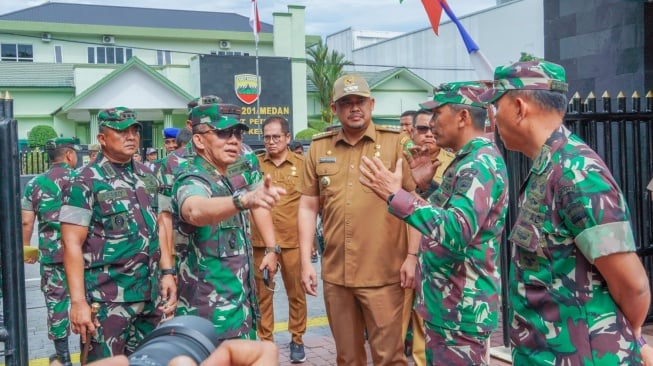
[375,124,402,133]
[312,130,339,140]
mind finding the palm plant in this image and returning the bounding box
[306,39,353,124]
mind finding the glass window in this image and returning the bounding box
[87,47,133,64]
[106,47,115,64]
[116,47,124,64]
[87,47,95,63]
[1,43,33,62]
[97,47,106,64]
[54,45,63,63]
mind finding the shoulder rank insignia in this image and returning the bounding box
[312,130,339,140]
[375,124,401,133]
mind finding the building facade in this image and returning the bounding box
[0,3,319,148]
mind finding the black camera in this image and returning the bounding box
[128,315,221,366]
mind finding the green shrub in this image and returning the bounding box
[28,125,58,148]
[308,121,328,132]
[295,128,321,140]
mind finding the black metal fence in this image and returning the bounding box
[19,150,49,175]
[497,90,653,346]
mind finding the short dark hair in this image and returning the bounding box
[448,104,487,131]
[509,90,568,113]
[288,141,304,152]
[176,128,192,146]
[47,146,72,162]
[412,109,432,126]
[400,110,417,118]
[262,115,290,134]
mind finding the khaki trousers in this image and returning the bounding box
[253,247,307,344]
[323,281,408,366]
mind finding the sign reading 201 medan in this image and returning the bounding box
[198,55,293,148]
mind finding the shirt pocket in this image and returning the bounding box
[217,214,245,258]
[98,201,132,240]
[316,163,340,197]
[510,215,552,287]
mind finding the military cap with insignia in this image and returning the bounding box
[98,107,141,131]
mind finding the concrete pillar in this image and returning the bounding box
[163,109,173,129]
[89,109,99,144]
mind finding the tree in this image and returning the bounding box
[307,39,353,124]
[27,125,58,148]
[519,52,542,62]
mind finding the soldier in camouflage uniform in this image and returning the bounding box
[480,60,653,365]
[360,82,509,365]
[172,103,284,339]
[156,95,231,268]
[60,107,177,361]
[155,127,192,266]
[21,138,79,366]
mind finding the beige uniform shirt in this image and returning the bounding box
[432,148,456,184]
[299,123,416,287]
[250,151,304,248]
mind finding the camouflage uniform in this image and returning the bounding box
[59,108,162,361]
[480,61,643,365]
[508,125,641,365]
[172,104,261,340]
[390,83,509,365]
[22,160,75,340]
[155,145,191,263]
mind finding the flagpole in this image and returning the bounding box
[255,37,260,141]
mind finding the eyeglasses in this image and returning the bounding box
[414,125,432,134]
[263,135,285,143]
[336,98,369,109]
[199,127,244,140]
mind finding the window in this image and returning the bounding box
[54,45,63,63]
[156,50,171,65]
[87,46,133,64]
[1,43,33,62]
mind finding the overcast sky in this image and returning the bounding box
[0,0,496,38]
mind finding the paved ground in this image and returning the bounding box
[14,228,653,365]
[2,250,514,366]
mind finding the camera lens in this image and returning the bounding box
[128,315,220,366]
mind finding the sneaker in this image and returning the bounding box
[289,342,306,363]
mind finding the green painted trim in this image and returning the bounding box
[370,67,433,91]
[291,57,307,63]
[59,56,193,112]
[0,21,273,43]
[273,13,292,17]
[287,5,306,10]
[0,87,74,91]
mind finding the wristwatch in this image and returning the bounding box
[232,191,246,211]
[265,244,282,255]
[160,268,177,276]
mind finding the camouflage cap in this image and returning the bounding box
[45,137,80,151]
[332,74,371,102]
[187,95,223,112]
[479,60,568,103]
[190,103,249,131]
[98,107,141,131]
[420,81,488,110]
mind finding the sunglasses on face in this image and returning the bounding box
[414,125,432,134]
[200,127,244,140]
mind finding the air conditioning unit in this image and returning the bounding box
[219,40,231,49]
[102,35,115,44]
[41,32,52,42]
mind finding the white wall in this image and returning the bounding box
[331,0,544,85]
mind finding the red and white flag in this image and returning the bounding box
[249,0,261,43]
